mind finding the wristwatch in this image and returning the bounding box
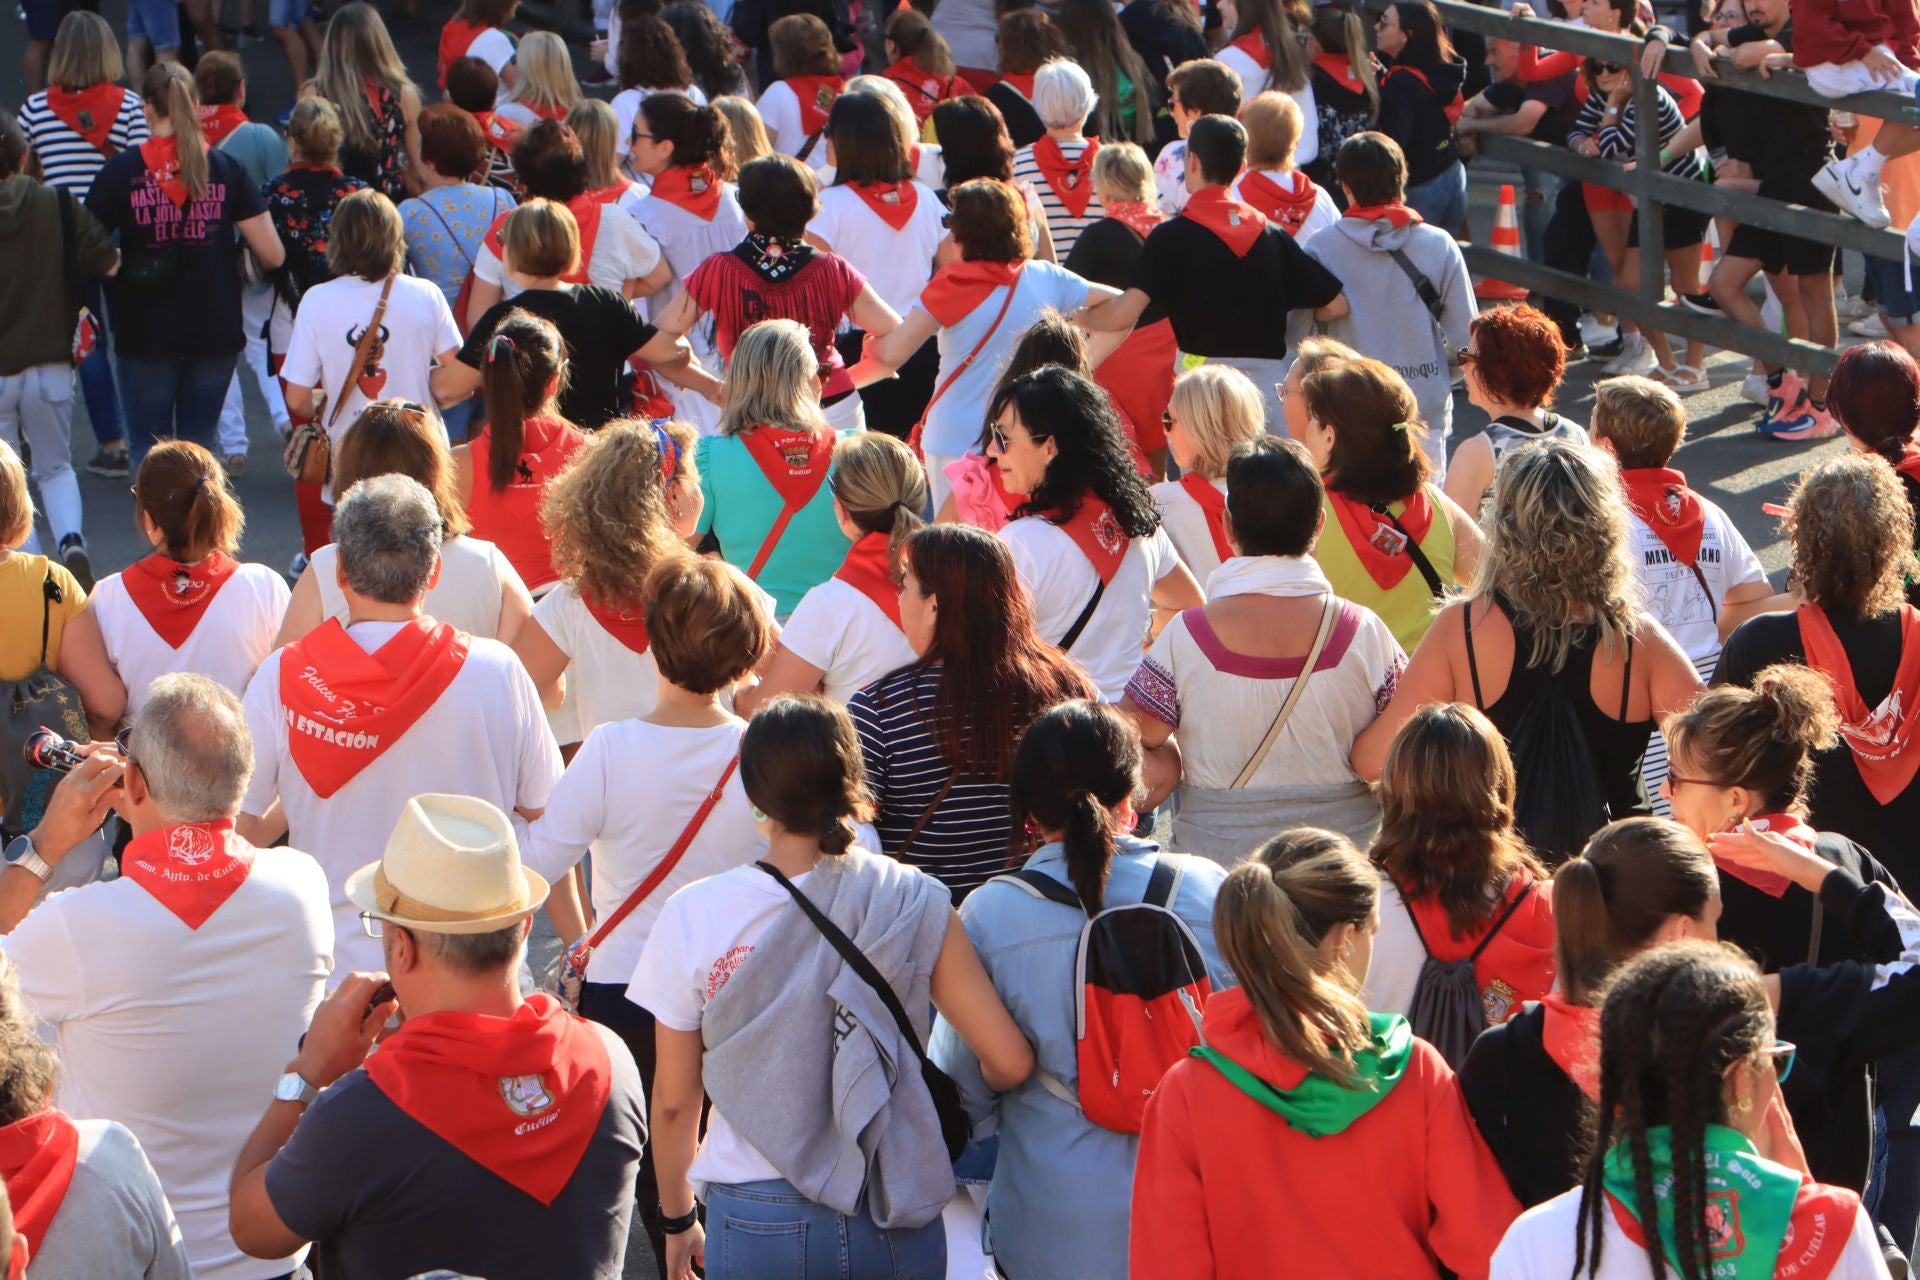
[3,835,53,884]
[272,1072,319,1107]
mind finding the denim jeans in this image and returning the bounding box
[115,351,238,466]
[78,278,123,449]
[1404,161,1468,236]
[1869,1043,1920,1258]
[0,363,82,546]
[703,1179,945,1280]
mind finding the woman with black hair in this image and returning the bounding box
[1118,0,1208,141]
[929,698,1231,1280]
[663,1,748,101]
[988,9,1066,148]
[988,365,1202,700]
[930,94,1057,262]
[1373,0,1467,231]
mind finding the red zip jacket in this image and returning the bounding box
[1792,0,1920,68]
[1130,988,1522,1279]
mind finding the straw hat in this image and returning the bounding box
[345,794,549,935]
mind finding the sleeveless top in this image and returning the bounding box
[1313,482,1457,651]
[1485,412,1588,474]
[1469,592,1655,822]
[464,416,587,592]
[341,81,410,202]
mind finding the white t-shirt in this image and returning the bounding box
[919,260,1093,457]
[778,577,919,703]
[1001,518,1183,701]
[4,848,334,1280]
[628,861,820,1190]
[531,582,663,734]
[1231,167,1341,242]
[473,200,663,297]
[633,183,749,433]
[1489,1184,1887,1279]
[280,275,462,446]
[612,85,707,147]
[1152,477,1229,590]
[1211,54,1321,165]
[241,621,563,977]
[310,536,520,641]
[89,562,290,717]
[465,26,516,81]
[756,79,834,172]
[523,719,765,982]
[1625,496,1767,668]
[807,181,945,317]
[1154,139,1190,215]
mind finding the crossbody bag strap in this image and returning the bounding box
[1056,577,1106,652]
[1232,595,1338,789]
[1374,501,1444,598]
[1385,244,1453,364]
[755,860,934,1065]
[894,774,956,858]
[39,568,57,668]
[1464,598,1485,709]
[326,275,396,433]
[798,127,826,163]
[581,754,738,957]
[911,270,1024,445]
[1467,879,1536,962]
[1686,561,1717,618]
[420,193,480,275]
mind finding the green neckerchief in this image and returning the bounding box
[1188,1012,1411,1139]
[1601,1124,1802,1280]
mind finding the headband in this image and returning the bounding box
[650,420,680,486]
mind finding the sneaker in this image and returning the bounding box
[1679,292,1722,316]
[1835,290,1874,320]
[1763,401,1841,441]
[1602,332,1657,376]
[1850,313,1891,338]
[1588,334,1626,361]
[1760,371,1806,428]
[1578,314,1619,348]
[58,533,93,593]
[224,452,247,477]
[85,444,129,477]
[1652,364,1710,394]
[1741,373,1770,405]
[1813,153,1892,229]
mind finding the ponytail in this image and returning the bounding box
[1220,828,1376,1087]
[478,311,569,493]
[1553,818,1719,1007]
[145,64,208,200]
[1062,788,1116,913]
[1008,701,1143,915]
[135,440,245,561]
[1664,664,1841,818]
[830,432,928,575]
[1549,856,1615,1007]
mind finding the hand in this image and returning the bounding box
[1691,37,1719,78]
[1756,1092,1811,1175]
[29,749,124,864]
[1864,44,1904,83]
[1706,821,1834,893]
[288,972,398,1090]
[1639,35,1668,79]
[1510,3,1534,17]
[663,1220,705,1280]
[1608,82,1634,107]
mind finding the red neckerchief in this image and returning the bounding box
[1342,200,1423,228]
[1620,466,1706,574]
[1312,52,1368,96]
[1237,169,1319,237]
[1327,488,1434,591]
[739,423,835,509]
[1798,603,1920,805]
[586,183,633,206]
[847,179,918,230]
[786,74,846,135]
[438,17,488,89]
[1177,474,1231,562]
[1042,494,1129,584]
[529,100,570,123]
[362,77,386,117]
[1000,71,1036,99]
[121,550,240,649]
[365,994,613,1205]
[140,136,190,208]
[1896,448,1920,488]
[1031,135,1099,218]
[1538,994,1599,1100]
[649,164,723,221]
[0,1111,78,1275]
[1180,185,1267,257]
[834,532,904,630]
[582,592,650,655]
[197,103,248,148]
[1716,813,1815,899]
[278,618,470,799]
[1105,199,1162,241]
[882,57,955,121]
[44,83,124,151]
[918,258,1021,326]
[1230,30,1272,68]
[478,110,521,153]
[1608,1178,1858,1280]
[561,194,606,284]
[121,819,255,929]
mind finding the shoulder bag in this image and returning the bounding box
[1232,594,1339,788]
[283,275,395,484]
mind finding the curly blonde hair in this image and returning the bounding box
[1474,438,1639,674]
[542,419,694,611]
[1787,453,1918,620]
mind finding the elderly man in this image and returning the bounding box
[237,474,565,976]
[229,794,646,1279]
[0,673,333,1280]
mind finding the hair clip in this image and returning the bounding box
[487,334,516,365]
[1390,421,1411,433]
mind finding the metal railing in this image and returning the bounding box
[1431,0,1919,374]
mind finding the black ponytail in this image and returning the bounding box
[1008,700,1142,914]
[479,310,569,493]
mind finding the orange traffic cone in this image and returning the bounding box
[1476,184,1530,303]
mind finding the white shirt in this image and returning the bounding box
[807,181,945,317]
[241,621,563,976]
[628,861,820,1190]
[532,582,662,734]
[1212,51,1321,166]
[90,562,289,717]
[524,719,764,982]
[1489,1184,1888,1279]
[756,79,834,171]
[1231,167,1341,241]
[1624,495,1767,668]
[1001,518,1183,701]
[612,85,707,146]
[4,848,334,1280]
[1361,877,1423,1018]
[778,577,918,703]
[311,535,521,641]
[473,200,663,297]
[1152,477,1229,590]
[281,275,462,446]
[632,183,749,433]
[465,26,516,81]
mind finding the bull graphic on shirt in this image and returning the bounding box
[515,457,536,485]
[343,321,392,400]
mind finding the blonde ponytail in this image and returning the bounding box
[144,64,207,199]
[1345,11,1380,120]
[829,432,929,571]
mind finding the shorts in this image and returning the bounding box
[1868,252,1920,327]
[1628,203,1709,251]
[1583,182,1636,215]
[125,0,181,50]
[268,0,308,28]
[1805,56,1920,99]
[1726,176,1842,276]
[19,0,60,41]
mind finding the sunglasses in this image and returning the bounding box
[990,423,1048,452]
[1161,409,1177,432]
[1457,349,1481,366]
[1596,61,1625,74]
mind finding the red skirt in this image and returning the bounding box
[1097,317,1178,456]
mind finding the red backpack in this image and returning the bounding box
[994,857,1213,1133]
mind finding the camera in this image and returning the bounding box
[22,729,86,775]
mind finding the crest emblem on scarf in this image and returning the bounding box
[171,569,204,599]
[499,1073,555,1116]
[1093,508,1125,556]
[781,438,815,468]
[1227,208,1242,226]
[813,85,837,111]
[1660,486,1684,526]
[167,825,216,867]
[1704,1191,1744,1258]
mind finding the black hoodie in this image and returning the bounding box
[0,173,116,375]
[1377,52,1466,187]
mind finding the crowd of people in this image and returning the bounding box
[3,0,1920,1277]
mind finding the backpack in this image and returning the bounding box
[1,566,89,842]
[991,857,1212,1133]
[1400,879,1535,1070]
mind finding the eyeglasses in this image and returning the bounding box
[1161,409,1177,433]
[1457,349,1481,366]
[631,131,656,143]
[816,364,834,381]
[113,726,136,775]
[1665,773,1726,790]
[1766,1040,1797,1084]
[360,911,386,939]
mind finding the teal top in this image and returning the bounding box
[695,429,853,615]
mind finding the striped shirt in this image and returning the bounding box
[850,664,1021,902]
[1012,139,1103,258]
[19,89,150,198]
[1568,83,1705,183]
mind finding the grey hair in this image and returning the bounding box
[129,673,253,822]
[332,474,445,604]
[1032,59,1098,129]
[412,921,527,974]
[844,74,919,150]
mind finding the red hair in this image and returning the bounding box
[1468,304,1566,410]
[1829,340,1920,460]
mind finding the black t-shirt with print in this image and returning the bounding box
[1129,213,1344,359]
[462,285,658,429]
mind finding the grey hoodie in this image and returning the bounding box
[1301,213,1476,468]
